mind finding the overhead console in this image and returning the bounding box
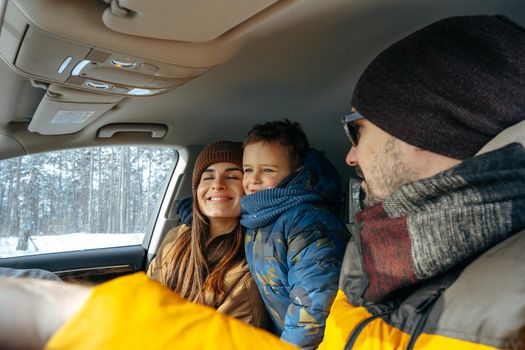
[0,0,290,135]
[12,26,202,97]
[0,0,284,97]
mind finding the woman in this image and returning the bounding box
[147,140,269,328]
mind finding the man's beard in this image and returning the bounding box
[358,137,418,207]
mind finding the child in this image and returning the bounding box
[240,120,349,349]
[175,120,349,348]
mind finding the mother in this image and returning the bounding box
[147,140,269,328]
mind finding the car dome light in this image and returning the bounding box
[128,88,156,95]
[71,60,91,76]
[58,56,73,74]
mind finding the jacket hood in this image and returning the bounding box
[282,148,343,212]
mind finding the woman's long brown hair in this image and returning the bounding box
[166,199,245,306]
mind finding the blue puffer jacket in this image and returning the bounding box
[240,149,350,350]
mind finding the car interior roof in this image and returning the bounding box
[0,0,524,179]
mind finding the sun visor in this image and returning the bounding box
[102,0,279,43]
[28,84,123,135]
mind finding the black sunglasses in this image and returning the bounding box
[341,111,364,146]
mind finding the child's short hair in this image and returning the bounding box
[243,119,309,170]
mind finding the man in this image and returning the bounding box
[1,15,524,350]
[321,14,525,349]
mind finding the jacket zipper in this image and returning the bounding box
[344,309,392,350]
[405,289,444,350]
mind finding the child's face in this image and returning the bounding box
[242,141,293,195]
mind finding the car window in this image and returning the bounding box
[0,146,177,258]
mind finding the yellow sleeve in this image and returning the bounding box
[45,273,298,350]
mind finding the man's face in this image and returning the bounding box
[345,112,418,207]
[242,141,293,195]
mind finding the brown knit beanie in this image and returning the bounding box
[192,140,243,196]
[352,15,525,160]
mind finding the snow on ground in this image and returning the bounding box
[0,233,144,258]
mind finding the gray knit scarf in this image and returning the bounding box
[342,143,525,303]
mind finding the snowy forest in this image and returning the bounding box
[0,146,177,250]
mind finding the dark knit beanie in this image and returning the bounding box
[352,15,525,159]
[192,140,243,195]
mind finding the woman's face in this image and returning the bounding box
[196,162,244,219]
